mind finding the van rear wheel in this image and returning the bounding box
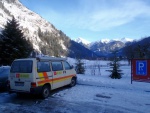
[69,78,76,87]
[41,85,50,99]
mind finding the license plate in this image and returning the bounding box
[15,82,24,86]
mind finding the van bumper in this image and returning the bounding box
[8,86,43,95]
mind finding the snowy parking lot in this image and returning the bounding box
[0,61,150,113]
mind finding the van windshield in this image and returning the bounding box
[10,60,33,73]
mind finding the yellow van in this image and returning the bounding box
[8,57,77,98]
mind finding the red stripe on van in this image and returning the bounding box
[37,74,76,86]
[53,74,75,81]
[38,79,52,85]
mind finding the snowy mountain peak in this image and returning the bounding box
[97,38,134,44]
[120,37,134,43]
[74,37,90,45]
[100,39,110,43]
[1,0,19,4]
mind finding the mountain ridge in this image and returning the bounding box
[74,37,134,57]
[74,37,134,46]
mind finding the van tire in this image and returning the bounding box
[41,85,50,99]
[69,78,76,87]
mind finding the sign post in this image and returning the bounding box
[131,59,133,84]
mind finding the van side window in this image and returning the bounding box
[37,61,50,72]
[64,61,71,70]
[52,61,63,71]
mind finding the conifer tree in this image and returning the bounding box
[0,17,33,65]
[75,58,85,74]
[107,51,122,79]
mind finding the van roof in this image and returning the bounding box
[14,57,67,62]
[37,56,67,61]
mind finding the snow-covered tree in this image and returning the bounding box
[0,17,33,65]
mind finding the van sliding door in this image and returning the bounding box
[51,61,65,89]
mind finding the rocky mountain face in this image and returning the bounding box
[0,0,63,50]
[0,0,98,58]
[90,40,125,56]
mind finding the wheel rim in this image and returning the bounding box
[43,87,49,98]
[71,79,75,86]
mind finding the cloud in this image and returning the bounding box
[48,0,150,32]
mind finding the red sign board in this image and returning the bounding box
[131,59,150,83]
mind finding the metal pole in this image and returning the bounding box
[131,59,133,84]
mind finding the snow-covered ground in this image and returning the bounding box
[0,59,150,113]
[53,59,150,113]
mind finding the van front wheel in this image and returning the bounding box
[69,78,76,87]
[41,85,50,99]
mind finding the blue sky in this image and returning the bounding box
[19,0,150,42]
